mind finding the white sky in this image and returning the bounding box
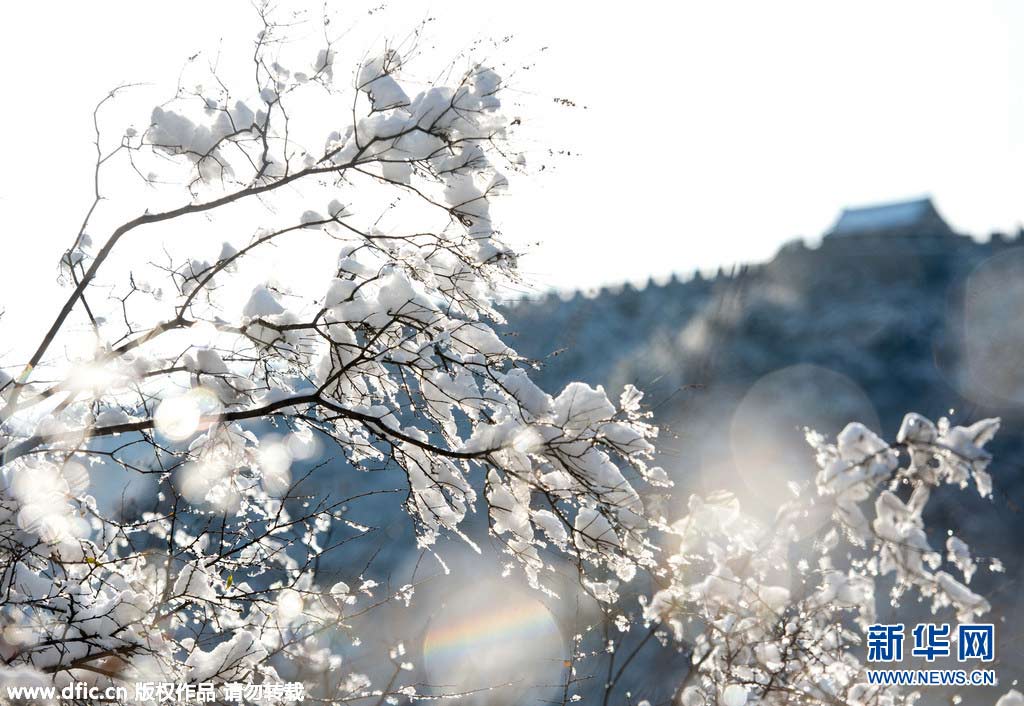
[1,0,1022,318]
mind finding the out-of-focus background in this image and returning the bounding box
[502,200,1024,700]
[3,1,1024,702]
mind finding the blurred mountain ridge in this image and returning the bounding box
[502,209,1024,541]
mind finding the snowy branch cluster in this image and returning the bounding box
[0,7,1016,706]
[641,415,1006,706]
[0,10,660,703]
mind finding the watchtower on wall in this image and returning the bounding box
[825,197,953,240]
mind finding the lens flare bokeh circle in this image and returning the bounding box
[422,580,565,701]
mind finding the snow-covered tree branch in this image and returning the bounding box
[0,9,660,702]
[640,416,1007,706]
[0,6,1016,706]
